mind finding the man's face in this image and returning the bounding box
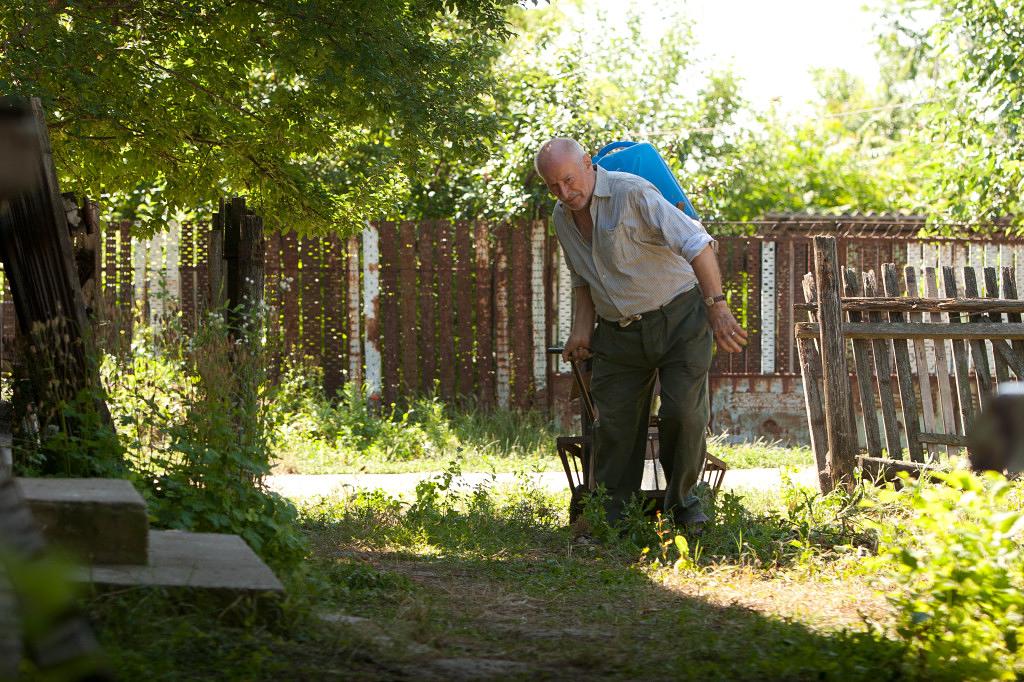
[539,153,595,212]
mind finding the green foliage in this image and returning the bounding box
[103,313,305,568]
[0,0,519,234]
[401,1,920,225]
[269,360,558,473]
[879,0,1024,226]
[867,470,1024,678]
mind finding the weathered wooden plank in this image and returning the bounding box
[881,264,923,462]
[793,297,1024,314]
[362,222,382,404]
[475,222,495,408]
[918,431,969,446]
[924,267,957,453]
[984,267,1010,384]
[991,340,1024,379]
[1002,266,1024,374]
[798,273,830,493]
[962,267,993,400]
[455,221,476,398]
[378,222,401,406]
[794,322,1024,340]
[843,267,882,459]
[812,236,857,489]
[859,455,937,485]
[510,220,532,408]
[346,234,363,389]
[397,221,419,394]
[862,271,904,460]
[942,267,975,434]
[494,223,511,409]
[299,236,323,362]
[322,234,346,396]
[417,221,437,392]
[904,267,938,461]
[436,221,456,400]
[530,220,548,395]
[279,231,300,355]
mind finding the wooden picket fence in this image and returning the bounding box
[5,214,1024,416]
[797,236,1024,491]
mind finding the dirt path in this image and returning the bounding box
[268,467,819,500]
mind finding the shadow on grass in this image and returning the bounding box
[298,485,971,682]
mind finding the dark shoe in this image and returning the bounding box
[679,509,709,537]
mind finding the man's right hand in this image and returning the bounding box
[563,331,593,363]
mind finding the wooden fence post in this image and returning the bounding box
[797,273,831,492]
[813,236,857,490]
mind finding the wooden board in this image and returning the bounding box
[798,274,830,492]
[924,267,958,453]
[962,267,993,400]
[942,266,975,433]
[863,271,903,460]
[812,236,857,488]
[475,222,495,408]
[881,263,923,462]
[417,222,437,392]
[904,266,937,461]
[843,267,882,459]
[455,221,476,398]
[398,221,419,394]
[436,221,456,399]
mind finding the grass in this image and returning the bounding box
[72,471,982,681]
[707,434,815,469]
[271,393,815,475]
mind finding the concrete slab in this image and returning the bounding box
[17,477,148,565]
[77,530,284,595]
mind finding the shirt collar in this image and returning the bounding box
[592,164,611,199]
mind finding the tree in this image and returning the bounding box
[0,1,519,234]
[879,0,1024,226]
[402,0,751,222]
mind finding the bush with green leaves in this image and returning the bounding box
[103,314,305,569]
[866,471,1024,679]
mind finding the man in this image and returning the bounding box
[535,137,748,531]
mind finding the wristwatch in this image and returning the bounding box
[703,293,727,307]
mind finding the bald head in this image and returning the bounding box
[535,137,596,212]
[534,138,586,176]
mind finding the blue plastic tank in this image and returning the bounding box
[592,141,699,219]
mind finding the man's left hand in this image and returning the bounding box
[708,302,748,353]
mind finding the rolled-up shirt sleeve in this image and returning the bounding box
[632,184,715,262]
[565,251,587,288]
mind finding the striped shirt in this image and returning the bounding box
[552,165,716,321]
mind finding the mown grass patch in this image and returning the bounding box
[74,468,1024,680]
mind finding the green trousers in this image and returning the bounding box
[589,287,712,523]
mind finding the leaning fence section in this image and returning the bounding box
[797,235,1024,492]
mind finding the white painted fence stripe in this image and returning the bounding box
[760,241,776,374]
[361,222,382,401]
[530,221,547,392]
[556,245,572,374]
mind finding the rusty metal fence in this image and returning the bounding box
[2,215,1022,411]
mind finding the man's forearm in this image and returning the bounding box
[690,244,725,298]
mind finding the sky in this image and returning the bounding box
[592,0,884,114]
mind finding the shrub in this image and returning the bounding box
[867,471,1024,679]
[103,311,305,569]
